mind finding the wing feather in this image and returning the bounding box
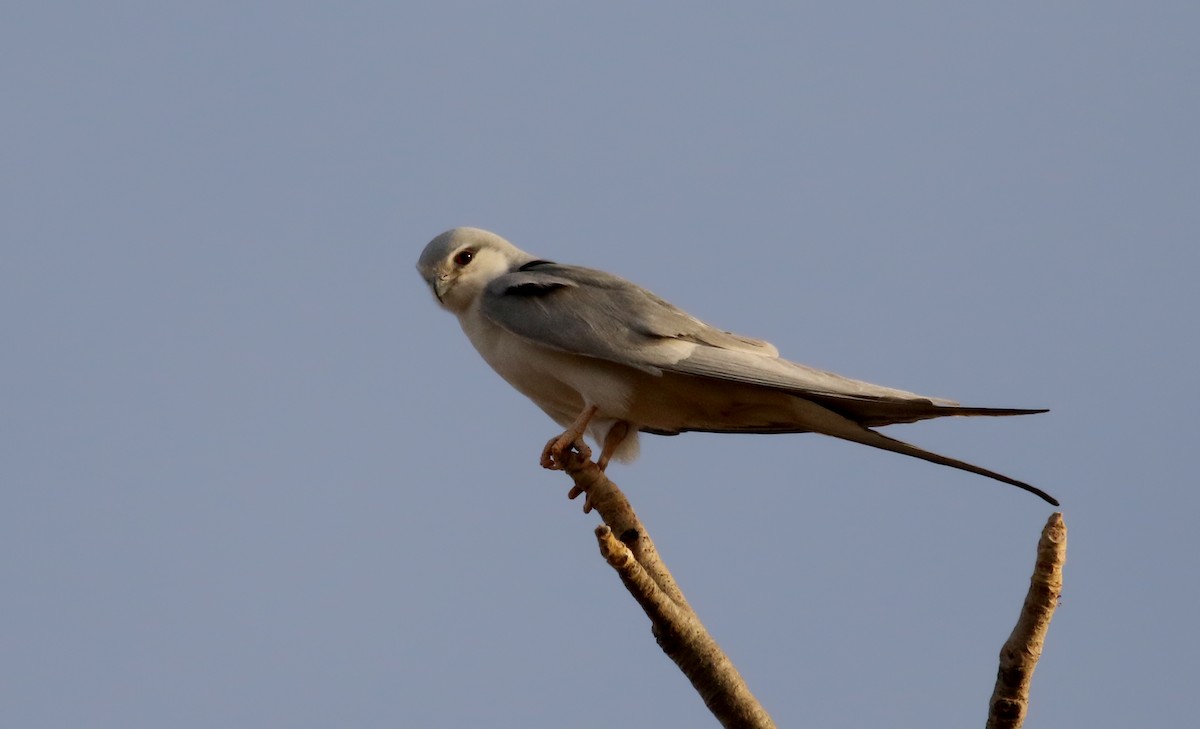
[481,263,776,373]
[479,262,1012,423]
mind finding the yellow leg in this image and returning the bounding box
[596,421,630,471]
[540,405,598,470]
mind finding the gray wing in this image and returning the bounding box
[479,262,972,419]
[481,262,778,370]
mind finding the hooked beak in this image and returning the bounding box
[428,273,450,303]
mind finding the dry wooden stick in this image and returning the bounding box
[556,448,776,729]
[551,447,1062,729]
[987,512,1067,729]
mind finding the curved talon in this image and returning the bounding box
[539,404,599,470]
[540,433,591,470]
[565,474,594,513]
[540,436,562,470]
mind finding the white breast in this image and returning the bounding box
[456,306,637,428]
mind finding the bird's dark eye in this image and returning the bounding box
[453,250,474,266]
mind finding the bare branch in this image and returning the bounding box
[560,451,690,610]
[987,512,1067,729]
[557,448,776,729]
[551,448,1062,729]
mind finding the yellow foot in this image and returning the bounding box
[539,405,599,470]
[540,432,592,470]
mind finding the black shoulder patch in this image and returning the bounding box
[505,281,567,297]
[517,259,556,271]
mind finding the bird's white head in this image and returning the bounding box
[416,227,537,314]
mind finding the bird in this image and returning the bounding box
[416,227,1058,506]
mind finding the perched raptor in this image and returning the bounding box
[417,227,1057,505]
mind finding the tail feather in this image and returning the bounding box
[938,406,1049,417]
[804,391,1049,427]
[832,426,1059,505]
[792,398,1059,505]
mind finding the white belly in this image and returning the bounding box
[457,307,636,428]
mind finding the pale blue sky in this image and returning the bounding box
[3,3,1197,727]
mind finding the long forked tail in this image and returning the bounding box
[796,399,1059,505]
[837,426,1058,505]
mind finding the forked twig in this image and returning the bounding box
[557,448,775,729]
[551,447,1064,729]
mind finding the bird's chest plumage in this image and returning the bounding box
[457,306,636,425]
